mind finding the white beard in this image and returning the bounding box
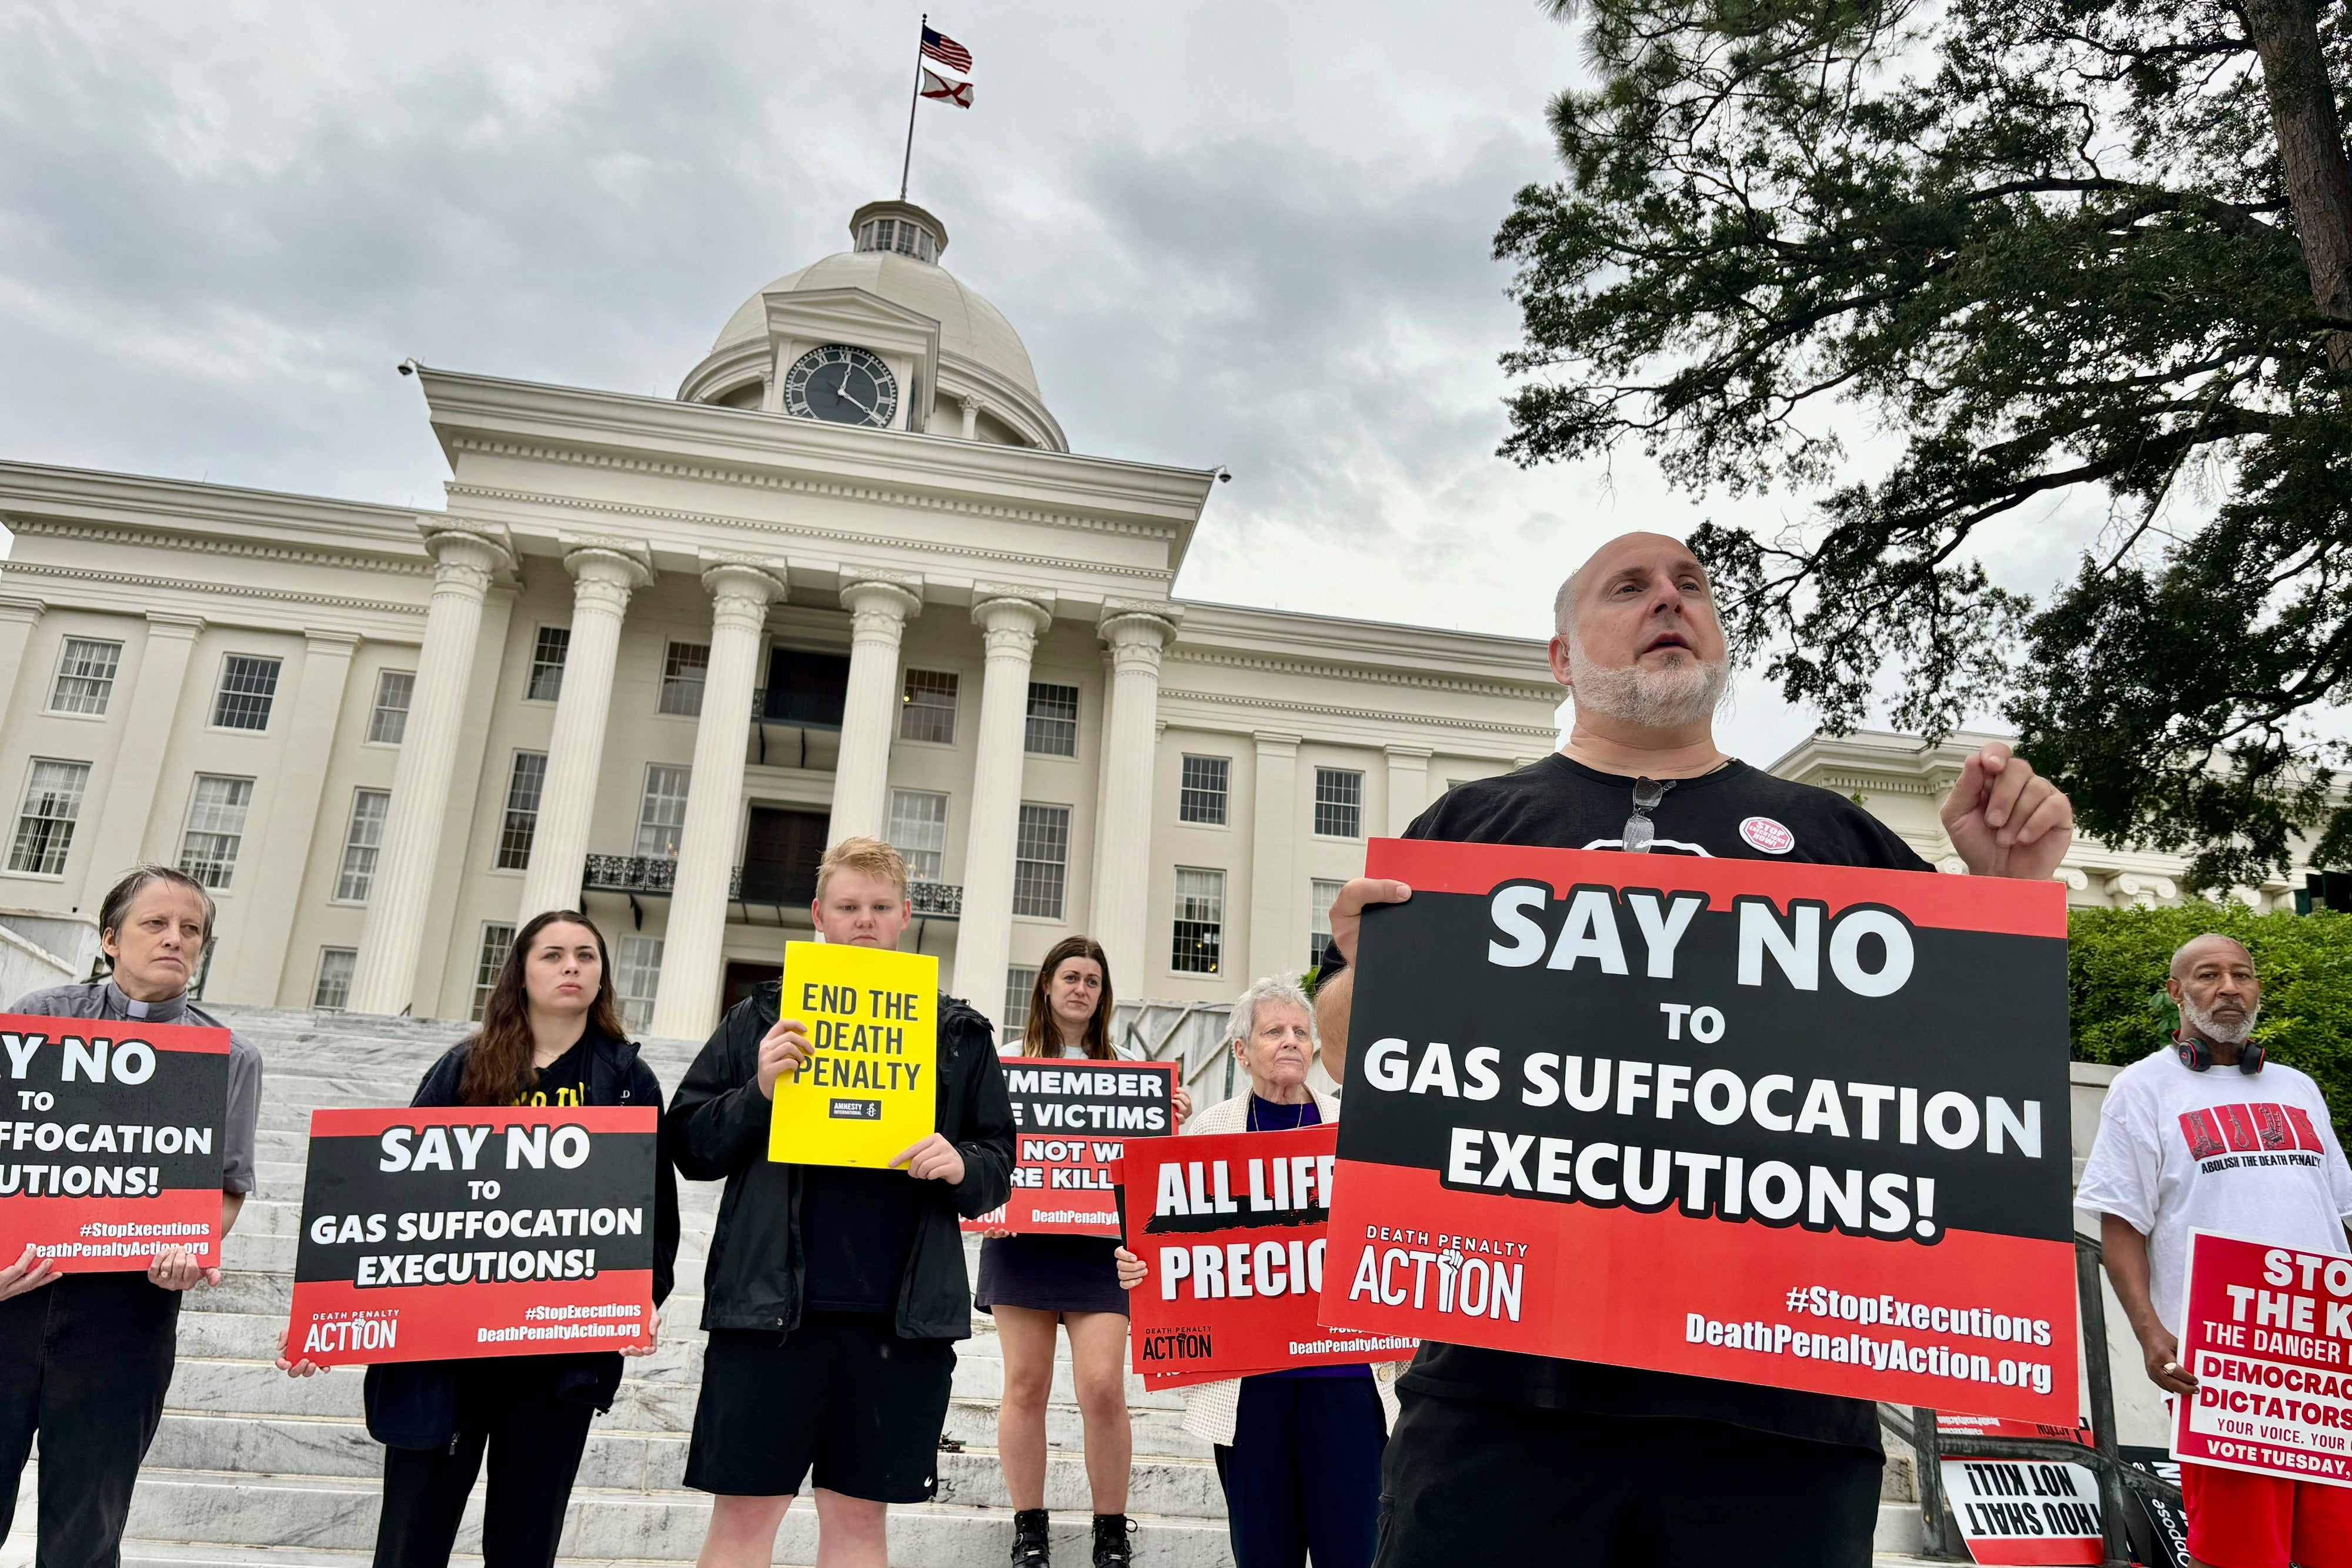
[1567,634,1730,729]
[2181,994,2259,1047]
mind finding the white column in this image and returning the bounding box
[826,577,923,844]
[1088,606,1178,988]
[240,630,359,1001]
[1245,731,1300,984]
[519,546,651,919]
[349,530,508,1017]
[77,613,204,906]
[650,562,785,1040]
[1384,745,1432,836]
[0,599,44,741]
[953,593,1053,1019]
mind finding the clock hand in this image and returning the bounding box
[836,377,873,416]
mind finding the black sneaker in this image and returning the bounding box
[1010,1507,1051,1568]
[1091,1513,1135,1568]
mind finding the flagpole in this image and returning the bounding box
[899,13,925,201]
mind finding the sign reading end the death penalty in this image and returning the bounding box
[0,1012,230,1272]
[964,1059,1179,1236]
[768,942,937,1169]
[1322,840,2078,1422]
[2170,1229,2352,1488]
[286,1106,658,1366]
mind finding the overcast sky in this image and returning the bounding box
[0,0,2113,764]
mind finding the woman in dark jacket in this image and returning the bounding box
[280,908,680,1568]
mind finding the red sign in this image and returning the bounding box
[1940,1459,2106,1564]
[0,1012,232,1272]
[2170,1228,2352,1487]
[965,1059,1178,1236]
[1939,1411,2092,1445]
[1122,1125,1416,1385]
[286,1106,659,1365]
[1322,840,2079,1422]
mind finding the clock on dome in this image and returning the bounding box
[782,343,899,428]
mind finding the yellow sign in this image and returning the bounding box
[766,942,938,1169]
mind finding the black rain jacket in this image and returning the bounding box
[665,982,1011,1339]
[362,1025,681,1450]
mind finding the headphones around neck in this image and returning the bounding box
[2177,1032,2265,1075]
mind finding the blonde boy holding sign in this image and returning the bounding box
[668,838,1014,1568]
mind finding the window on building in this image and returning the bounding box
[1309,878,1347,969]
[8,760,90,875]
[616,935,664,1033]
[634,764,691,860]
[1179,755,1231,825]
[471,923,516,1022]
[900,669,959,744]
[1172,868,1226,975]
[335,789,391,902]
[657,641,710,717]
[1003,965,1037,1033]
[1024,682,1079,757]
[49,638,122,716]
[1313,767,1364,838]
[496,753,548,870]
[1012,803,1070,919]
[526,627,569,702]
[313,948,356,1011]
[888,789,950,882]
[211,655,282,731]
[368,670,415,744]
[178,775,255,888]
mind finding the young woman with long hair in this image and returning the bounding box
[280,909,680,1568]
[983,937,1190,1568]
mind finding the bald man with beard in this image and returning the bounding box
[1314,532,2077,1568]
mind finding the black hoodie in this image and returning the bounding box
[666,982,1012,1339]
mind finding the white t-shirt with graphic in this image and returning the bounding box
[2076,1045,2352,1334]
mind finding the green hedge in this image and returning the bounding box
[2067,904,2352,1141]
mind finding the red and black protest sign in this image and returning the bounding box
[2170,1229,2352,1487]
[286,1106,658,1366]
[0,1012,230,1272]
[965,1059,1180,1237]
[1323,839,2079,1422]
[1123,1125,1418,1386]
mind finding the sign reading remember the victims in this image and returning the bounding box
[1122,1125,1416,1385]
[964,1059,1179,1236]
[286,1106,658,1366]
[2170,1228,2352,1488]
[1323,839,2078,1422]
[768,942,937,1169]
[0,1012,230,1272]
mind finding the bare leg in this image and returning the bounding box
[811,1489,888,1568]
[994,1306,1061,1513]
[1063,1310,1133,1516]
[697,1493,792,1568]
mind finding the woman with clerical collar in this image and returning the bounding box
[0,864,266,1568]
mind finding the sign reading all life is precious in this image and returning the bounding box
[767,942,938,1169]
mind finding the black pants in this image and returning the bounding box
[0,1272,181,1568]
[372,1359,596,1568]
[1370,1389,1885,1568]
[1212,1375,1388,1568]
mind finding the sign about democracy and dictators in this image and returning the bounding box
[2170,1229,2352,1489]
[0,1012,232,1271]
[285,1106,660,1365]
[965,1058,1178,1236]
[1322,838,2080,1422]
[769,942,937,1168]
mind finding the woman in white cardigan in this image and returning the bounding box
[1115,976,1395,1568]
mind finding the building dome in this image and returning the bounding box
[679,200,1063,450]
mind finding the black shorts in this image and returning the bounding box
[683,1313,956,1503]
[1371,1388,1884,1568]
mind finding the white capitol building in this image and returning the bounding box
[0,199,2320,1039]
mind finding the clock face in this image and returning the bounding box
[782,344,899,427]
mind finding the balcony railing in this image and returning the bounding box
[580,854,960,921]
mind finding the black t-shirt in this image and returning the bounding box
[516,1038,592,1108]
[1329,752,1932,1451]
[800,1166,928,1313]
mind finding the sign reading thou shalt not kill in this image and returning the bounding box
[768,942,937,1169]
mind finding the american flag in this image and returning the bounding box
[921,25,971,73]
